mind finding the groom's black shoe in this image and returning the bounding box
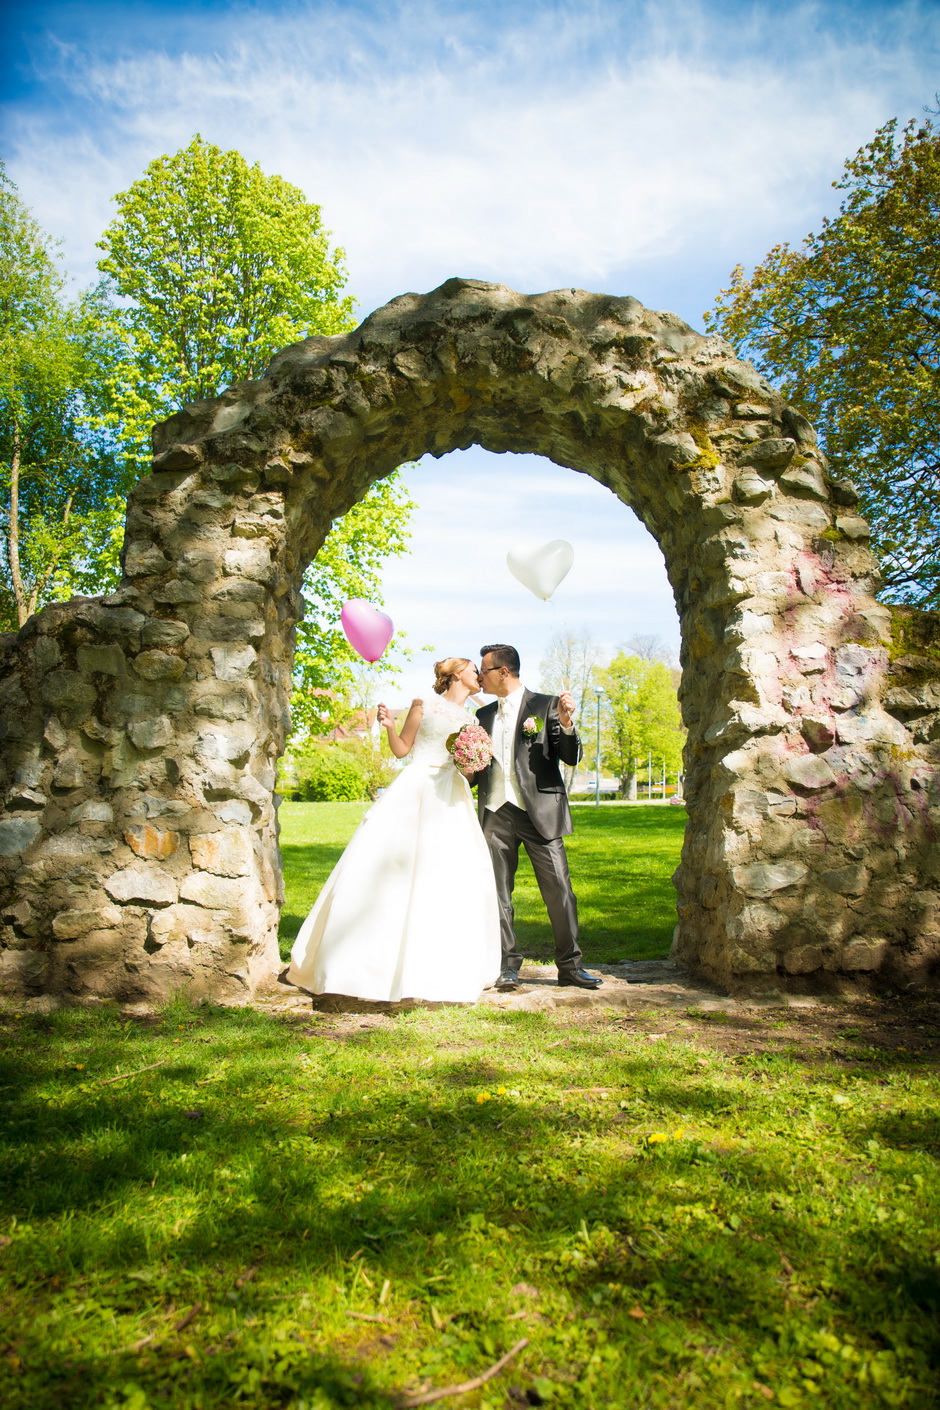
[557,967,603,989]
[495,968,520,991]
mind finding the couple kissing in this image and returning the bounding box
[286,643,602,1003]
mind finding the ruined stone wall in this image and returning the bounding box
[1,278,938,1004]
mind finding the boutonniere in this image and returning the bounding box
[521,715,544,740]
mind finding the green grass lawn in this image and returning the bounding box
[1,998,938,1408]
[278,801,686,963]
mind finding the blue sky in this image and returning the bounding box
[3,0,938,703]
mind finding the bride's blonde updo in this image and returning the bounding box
[433,657,471,695]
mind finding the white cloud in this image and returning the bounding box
[4,0,938,704]
[7,0,938,321]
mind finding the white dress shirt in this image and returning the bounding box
[486,685,527,812]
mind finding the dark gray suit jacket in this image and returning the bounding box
[474,689,582,840]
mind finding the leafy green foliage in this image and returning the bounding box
[595,653,685,794]
[291,474,415,740]
[96,133,355,449]
[706,115,940,604]
[1,998,937,1408]
[0,168,127,628]
[284,747,368,804]
[278,801,685,960]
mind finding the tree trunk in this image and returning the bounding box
[620,770,637,801]
[7,422,28,628]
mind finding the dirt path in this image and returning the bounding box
[258,961,940,1062]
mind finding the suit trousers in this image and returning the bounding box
[481,802,583,973]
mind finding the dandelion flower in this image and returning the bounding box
[476,1091,491,1104]
[647,1133,668,1144]
[496,1086,507,1095]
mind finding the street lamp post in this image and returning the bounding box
[594,687,603,807]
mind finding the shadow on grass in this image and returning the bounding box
[2,1006,939,1408]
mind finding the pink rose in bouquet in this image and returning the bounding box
[446,722,494,773]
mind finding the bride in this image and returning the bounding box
[286,658,501,1002]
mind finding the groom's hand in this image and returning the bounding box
[558,691,576,728]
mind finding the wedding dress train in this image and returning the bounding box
[287,694,501,1002]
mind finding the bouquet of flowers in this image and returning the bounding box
[446,722,494,773]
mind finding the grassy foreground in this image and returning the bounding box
[277,801,685,962]
[1,996,938,1408]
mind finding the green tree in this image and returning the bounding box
[596,653,685,798]
[96,133,355,463]
[706,114,940,604]
[96,136,413,727]
[0,169,126,630]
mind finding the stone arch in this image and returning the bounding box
[1,277,937,1005]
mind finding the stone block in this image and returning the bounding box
[124,825,180,860]
[0,947,49,987]
[800,715,836,752]
[210,645,257,681]
[179,872,246,911]
[782,945,823,974]
[141,619,190,647]
[730,945,776,973]
[149,903,211,946]
[76,644,126,676]
[743,437,796,470]
[152,443,203,472]
[836,515,870,540]
[189,829,253,877]
[124,542,169,577]
[127,716,174,750]
[781,754,837,791]
[134,650,187,682]
[779,463,827,499]
[52,752,84,790]
[733,470,774,505]
[0,817,42,855]
[223,546,273,583]
[193,686,253,721]
[40,670,96,719]
[70,799,114,824]
[32,636,61,673]
[791,643,828,673]
[841,938,888,971]
[732,860,808,897]
[835,644,879,679]
[79,603,146,638]
[52,904,123,940]
[820,863,869,896]
[104,866,177,906]
[153,580,203,605]
[178,551,219,583]
[6,786,45,810]
[43,717,68,750]
[2,899,32,928]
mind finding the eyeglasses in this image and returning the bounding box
[479,665,503,676]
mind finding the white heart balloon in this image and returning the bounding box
[506,540,574,600]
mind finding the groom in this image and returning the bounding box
[474,644,602,992]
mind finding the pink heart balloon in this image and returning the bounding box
[341,599,394,662]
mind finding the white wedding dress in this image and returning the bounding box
[286,695,501,1002]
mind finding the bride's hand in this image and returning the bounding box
[377,703,392,728]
